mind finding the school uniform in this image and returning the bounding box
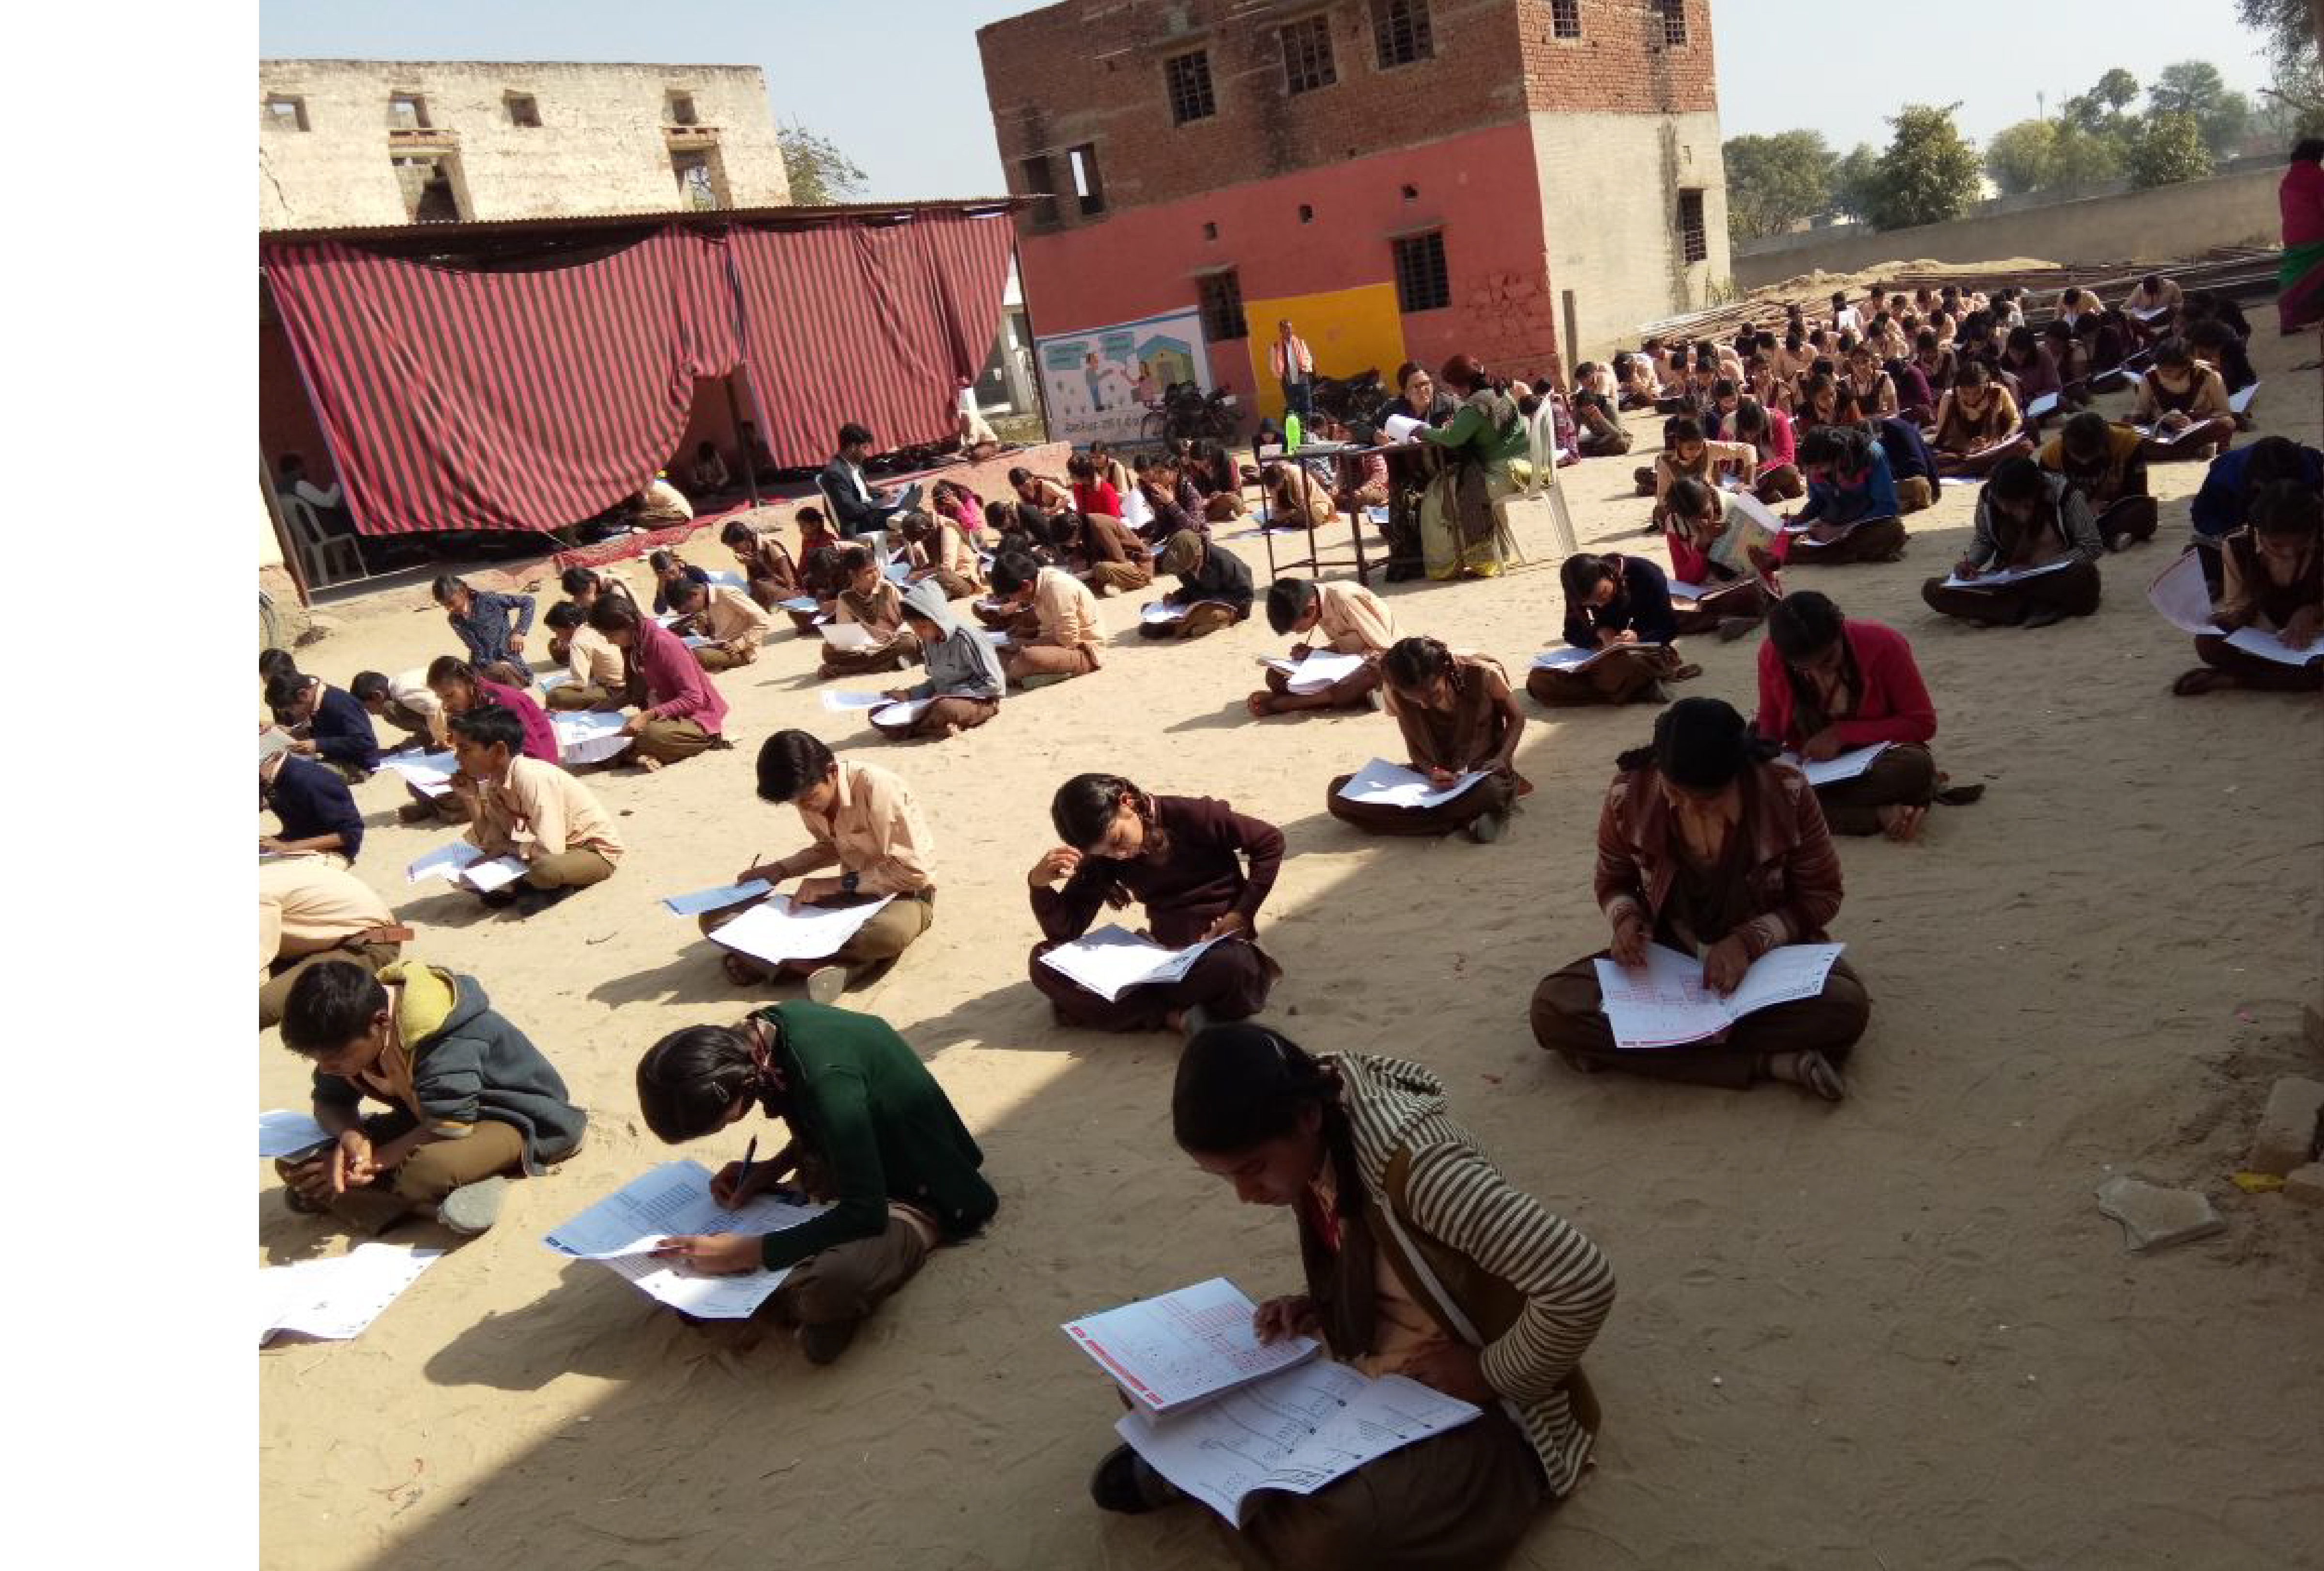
[2194,528,2324,691]
[307,683,382,777]
[650,564,714,616]
[1532,555,1685,706]
[546,624,629,712]
[1328,654,1528,836]
[1753,620,1942,836]
[1530,762,1870,1084]
[701,759,936,974]
[877,582,1003,741]
[1028,795,1283,1031]
[1080,512,1154,595]
[2132,364,2236,460]
[733,535,803,611]
[1146,536,1253,640]
[2035,424,2158,549]
[624,617,729,763]
[1268,582,1400,708]
[820,581,922,678]
[683,583,776,672]
[288,963,585,1211]
[1233,1053,1615,1570]
[259,859,403,1028]
[466,756,627,893]
[1919,472,2103,625]
[265,753,367,864]
[1790,445,1908,565]
[378,669,445,746]
[1021,567,1105,680]
[912,519,985,601]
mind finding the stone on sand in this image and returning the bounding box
[2247,1077,2324,1177]
[2094,1174,2226,1253]
[2284,1164,2324,1209]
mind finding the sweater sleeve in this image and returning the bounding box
[2061,487,2106,561]
[1626,558,1679,644]
[411,1034,486,1141]
[1030,866,1108,943]
[1832,629,1937,747]
[1740,779,1846,956]
[757,1070,892,1270]
[1860,449,1900,519]
[1752,641,1794,747]
[1222,806,1285,925]
[1592,780,1646,928]
[1399,1144,1616,1402]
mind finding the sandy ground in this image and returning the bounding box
[260,331,2324,1571]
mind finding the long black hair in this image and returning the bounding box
[1050,772,1162,857]
[1615,696,1780,788]
[636,1019,789,1143]
[1378,634,1457,694]
[1172,1023,1361,1221]
[1766,591,1860,723]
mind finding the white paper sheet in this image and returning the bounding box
[1063,1277,1318,1415]
[1037,925,1231,1002]
[819,622,880,649]
[872,698,934,728]
[1939,556,2081,591]
[258,1109,330,1158]
[883,563,913,584]
[704,569,746,589]
[1116,1361,1482,1526]
[1260,651,1368,693]
[1334,758,1490,810]
[542,1159,829,1319]
[1666,580,1708,603]
[259,1243,443,1345]
[778,595,821,613]
[1382,413,1424,444]
[2229,381,2260,415]
[459,855,530,893]
[708,893,898,966]
[2147,549,2218,635]
[1531,641,1662,672]
[538,671,579,693]
[1780,742,1892,787]
[1592,942,1847,1049]
[382,750,458,797]
[1141,601,1188,625]
[661,879,773,916]
[819,689,891,711]
[551,710,633,766]
[2023,392,2061,419]
[681,634,715,650]
[2223,625,2324,667]
[405,842,484,884]
[977,629,1013,650]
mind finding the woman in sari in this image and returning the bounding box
[2277,139,2324,336]
[1414,354,1529,581]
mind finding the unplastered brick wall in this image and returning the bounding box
[257,60,790,230]
[1529,108,1728,355]
[1510,0,1715,114]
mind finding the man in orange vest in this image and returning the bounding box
[1269,319,1315,420]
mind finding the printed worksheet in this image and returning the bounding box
[551,710,633,766]
[708,893,897,966]
[1939,556,2080,590]
[819,689,890,711]
[819,622,880,650]
[405,841,485,884]
[778,596,821,613]
[1531,642,1662,672]
[1063,1277,1317,1414]
[1037,926,1230,1002]
[381,750,458,797]
[1259,652,1367,693]
[1593,942,1847,1049]
[1779,742,1892,787]
[258,1109,330,1158]
[1116,1361,1482,1525]
[1141,601,1189,625]
[259,1243,443,1345]
[2223,625,2322,667]
[543,1159,828,1319]
[659,879,772,917]
[1334,758,1489,810]
[871,698,934,728]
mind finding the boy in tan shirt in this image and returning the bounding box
[541,602,630,710]
[663,576,776,672]
[990,550,1103,689]
[1248,576,1402,716]
[447,705,625,914]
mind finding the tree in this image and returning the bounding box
[2051,123,2130,185]
[778,122,868,205]
[1985,119,2060,195]
[2235,0,2318,63]
[2149,60,2254,155]
[2064,68,2143,135]
[1722,130,1838,238]
[2127,110,2219,187]
[1830,143,1883,221]
[1867,104,1984,230]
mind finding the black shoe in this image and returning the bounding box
[1089,1444,1183,1514]
[797,1319,858,1365]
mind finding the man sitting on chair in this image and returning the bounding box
[820,423,923,538]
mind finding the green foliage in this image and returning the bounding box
[1867,104,1984,230]
[778,122,868,206]
[2149,60,2254,154]
[2127,111,2219,187]
[1984,120,2060,196]
[2235,0,2316,63]
[1829,143,1883,221]
[2064,68,2143,135]
[1722,130,1838,239]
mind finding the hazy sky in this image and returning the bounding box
[258,0,2286,198]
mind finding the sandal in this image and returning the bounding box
[2171,667,2235,697]
[721,953,769,987]
[1670,662,1704,682]
[1794,1051,1848,1103]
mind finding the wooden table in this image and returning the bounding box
[1252,441,1390,586]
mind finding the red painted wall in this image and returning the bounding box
[1015,122,1558,421]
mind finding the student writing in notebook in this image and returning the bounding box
[2036,411,2159,551]
[274,958,586,1238]
[1325,637,1529,843]
[1247,576,1402,717]
[260,729,366,867]
[1143,530,1254,641]
[990,550,1105,689]
[1533,552,1694,707]
[635,1001,997,1364]
[872,581,1005,742]
[446,704,626,915]
[662,575,775,673]
[538,602,629,712]
[2130,338,2236,461]
[1919,456,2103,629]
[588,598,732,771]
[2172,481,2324,696]
[816,547,920,680]
[1786,427,1908,565]
[1657,476,1780,639]
[720,518,803,610]
[1086,1023,1615,1571]
[697,730,937,1002]
[1530,697,1868,1100]
[1027,773,1284,1035]
[264,670,382,782]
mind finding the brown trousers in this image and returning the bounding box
[1137,603,1247,641]
[1085,561,1153,595]
[2140,417,2235,462]
[1752,464,1805,503]
[1007,643,1099,686]
[1918,557,2101,625]
[524,847,617,890]
[820,631,922,678]
[260,939,402,1029]
[693,643,758,673]
[1325,768,1516,837]
[769,1215,931,1331]
[1531,954,1871,1087]
[631,717,719,764]
[921,568,980,601]
[1028,937,1275,1032]
[1788,515,1907,565]
[1265,659,1383,708]
[1936,436,2032,478]
[1237,1404,1547,1571]
[872,695,1000,740]
[1526,645,1681,707]
[2194,634,2324,691]
[1895,476,1934,515]
[1670,578,1771,636]
[380,699,437,747]
[2094,496,2159,549]
[546,682,620,711]
[1815,743,1938,836]
[275,1109,528,1211]
[703,890,935,978]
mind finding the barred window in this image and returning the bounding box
[1392,231,1450,313]
[1280,15,1338,94]
[1677,189,1707,264]
[1659,0,1687,46]
[1199,270,1248,342]
[1165,51,1216,124]
[1550,0,1581,40]
[1372,0,1434,67]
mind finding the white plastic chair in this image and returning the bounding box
[285,496,366,589]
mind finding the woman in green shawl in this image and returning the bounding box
[1415,354,1529,580]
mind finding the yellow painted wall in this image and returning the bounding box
[1243,282,1407,424]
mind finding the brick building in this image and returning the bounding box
[977,0,1728,426]
[258,60,791,230]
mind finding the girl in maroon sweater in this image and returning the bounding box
[1026,774,1285,1034]
[1753,592,1980,841]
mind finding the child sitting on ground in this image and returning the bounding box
[446,703,626,913]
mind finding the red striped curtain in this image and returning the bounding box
[263,230,741,536]
[726,211,1015,468]
[261,211,1014,537]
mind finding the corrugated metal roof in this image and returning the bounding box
[259,195,1028,246]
